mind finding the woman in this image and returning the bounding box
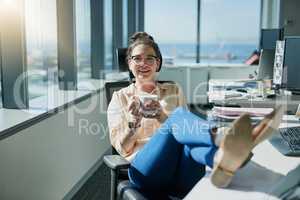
[107,32,282,199]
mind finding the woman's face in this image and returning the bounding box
[128,44,160,82]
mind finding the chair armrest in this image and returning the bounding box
[103,155,130,171]
[118,180,147,200]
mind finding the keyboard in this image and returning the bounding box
[269,126,300,157]
[279,127,300,152]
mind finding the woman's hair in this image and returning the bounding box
[126,32,163,72]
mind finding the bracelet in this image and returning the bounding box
[128,121,141,129]
[128,122,136,129]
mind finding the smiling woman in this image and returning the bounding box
[106,32,283,199]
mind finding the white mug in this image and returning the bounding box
[139,94,158,103]
[139,94,159,117]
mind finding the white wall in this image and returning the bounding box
[158,66,209,104]
[158,65,258,104]
[0,90,110,200]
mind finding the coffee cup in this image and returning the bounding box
[139,94,158,103]
[139,94,159,117]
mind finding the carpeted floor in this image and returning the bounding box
[71,163,111,200]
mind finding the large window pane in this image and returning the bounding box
[25,0,58,100]
[76,0,91,80]
[145,0,260,65]
[123,0,128,47]
[145,0,197,65]
[200,0,261,64]
[104,0,113,70]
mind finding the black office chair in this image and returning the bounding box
[116,48,135,80]
[104,80,148,200]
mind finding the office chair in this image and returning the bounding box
[104,80,148,200]
[104,48,148,200]
[116,48,134,80]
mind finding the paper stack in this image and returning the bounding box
[212,107,274,120]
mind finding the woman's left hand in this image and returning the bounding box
[142,100,167,122]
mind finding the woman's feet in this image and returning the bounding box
[210,106,283,188]
[211,113,253,187]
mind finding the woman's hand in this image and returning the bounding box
[142,99,161,117]
[128,96,143,129]
[142,99,167,122]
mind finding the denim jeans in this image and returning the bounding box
[128,107,218,198]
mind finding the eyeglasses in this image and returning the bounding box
[130,55,158,66]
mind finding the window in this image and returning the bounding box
[145,0,261,65]
[104,0,113,71]
[122,0,128,47]
[200,0,261,64]
[76,0,91,80]
[25,0,58,100]
[145,0,197,65]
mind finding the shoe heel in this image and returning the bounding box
[211,165,234,188]
[253,105,284,146]
[210,114,252,188]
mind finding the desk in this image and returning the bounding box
[185,120,300,200]
[187,80,300,199]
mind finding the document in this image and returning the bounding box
[212,106,274,118]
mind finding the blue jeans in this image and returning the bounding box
[128,107,218,198]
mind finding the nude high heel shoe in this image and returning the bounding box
[210,106,284,188]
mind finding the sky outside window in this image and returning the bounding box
[145,0,261,64]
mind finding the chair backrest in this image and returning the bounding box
[105,81,131,105]
[116,48,129,72]
[105,81,131,155]
[116,48,135,80]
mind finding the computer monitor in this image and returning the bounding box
[282,36,300,92]
[273,36,300,93]
[260,29,283,50]
[257,49,275,80]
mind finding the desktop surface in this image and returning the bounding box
[185,141,300,200]
[189,92,300,199]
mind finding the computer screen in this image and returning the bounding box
[260,29,283,50]
[282,36,300,92]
